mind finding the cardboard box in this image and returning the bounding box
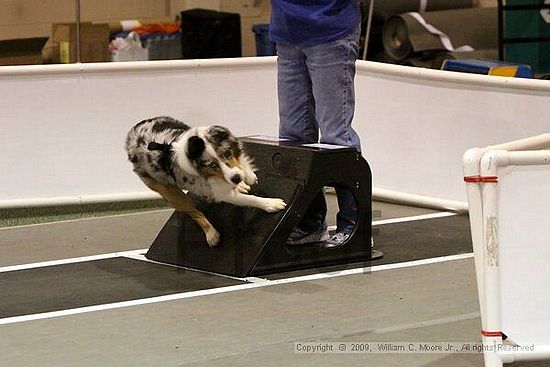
[0,37,48,66]
[51,22,110,63]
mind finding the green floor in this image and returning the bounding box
[0,200,168,228]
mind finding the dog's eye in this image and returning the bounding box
[208,162,219,169]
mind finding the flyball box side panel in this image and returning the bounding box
[146,138,373,277]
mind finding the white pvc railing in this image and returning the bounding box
[463,134,550,367]
[1,57,549,210]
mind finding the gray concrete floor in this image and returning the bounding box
[0,196,438,267]
[0,209,171,267]
[0,198,518,367]
[0,258,483,367]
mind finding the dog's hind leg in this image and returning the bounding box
[140,178,221,247]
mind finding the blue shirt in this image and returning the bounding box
[269,0,361,47]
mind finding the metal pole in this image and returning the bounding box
[75,0,81,63]
[362,0,375,60]
[497,0,503,61]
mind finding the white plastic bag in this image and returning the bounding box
[110,32,149,62]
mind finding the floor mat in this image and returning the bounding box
[0,257,244,319]
[265,214,473,279]
[1,214,473,318]
[374,214,472,265]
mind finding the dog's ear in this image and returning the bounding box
[231,140,242,158]
[207,125,231,144]
[147,142,172,153]
[187,136,205,160]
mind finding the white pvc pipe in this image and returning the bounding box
[462,149,550,366]
[487,133,550,152]
[6,151,545,210]
[0,187,467,211]
[372,188,468,213]
[0,57,277,78]
[480,150,550,174]
[473,147,550,367]
[1,60,548,211]
[0,192,160,209]
[355,60,550,93]
[2,57,550,95]
[505,150,550,165]
[462,137,550,325]
[462,148,488,334]
[462,140,550,318]
[480,150,505,367]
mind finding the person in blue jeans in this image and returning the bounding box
[269,0,362,246]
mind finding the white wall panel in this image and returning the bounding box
[498,165,550,344]
[0,58,549,207]
[355,63,550,202]
[0,59,278,206]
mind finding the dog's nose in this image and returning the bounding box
[231,174,241,184]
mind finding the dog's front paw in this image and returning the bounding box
[236,181,251,194]
[206,228,221,247]
[245,171,258,186]
[260,198,287,213]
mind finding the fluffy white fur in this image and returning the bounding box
[125,116,286,246]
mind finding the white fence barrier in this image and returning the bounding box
[463,134,550,366]
[1,58,549,209]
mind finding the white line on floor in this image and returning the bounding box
[0,252,473,326]
[326,212,458,231]
[0,211,460,274]
[123,253,266,283]
[0,210,456,232]
[0,249,147,273]
[372,211,457,226]
[372,311,481,334]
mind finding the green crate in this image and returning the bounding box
[504,0,550,74]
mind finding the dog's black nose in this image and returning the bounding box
[231,174,241,184]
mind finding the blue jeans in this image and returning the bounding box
[277,25,361,234]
